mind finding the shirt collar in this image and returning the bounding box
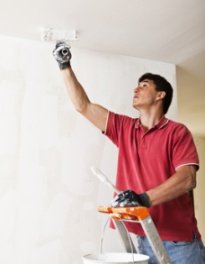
[135,118,141,129]
[135,116,169,130]
[155,116,169,129]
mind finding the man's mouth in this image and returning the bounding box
[133,93,139,99]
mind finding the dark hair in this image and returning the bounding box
[138,73,173,114]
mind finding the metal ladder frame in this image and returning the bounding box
[98,206,172,264]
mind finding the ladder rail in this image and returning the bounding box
[91,167,172,264]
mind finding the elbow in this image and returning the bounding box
[74,97,91,114]
[186,172,196,191]
[177,165,197,192]
[75,101,89,114]
[75,106,85,113]
[191,177,196,190]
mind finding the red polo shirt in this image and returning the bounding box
[105,111,200,241]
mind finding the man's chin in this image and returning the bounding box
[132,103,139,110]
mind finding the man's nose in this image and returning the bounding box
[134,86,140,92]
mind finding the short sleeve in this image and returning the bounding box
[172,125,199,170]
[104,112,123,146]
[104,111,135,147]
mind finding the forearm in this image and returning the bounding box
[147,165,196,206]
[61,67,90,113]
[53,42,109,131]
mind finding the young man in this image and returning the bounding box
[53,42,205,263]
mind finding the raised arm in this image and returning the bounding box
[53,42,108,132]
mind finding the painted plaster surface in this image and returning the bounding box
[0,36,176,264]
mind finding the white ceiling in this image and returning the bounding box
[1,0,205,134]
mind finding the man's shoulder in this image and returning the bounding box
[166,118,191,134]
[109,111,138,123]
[167,118,188,129]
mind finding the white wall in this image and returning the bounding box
[0,36,177,264]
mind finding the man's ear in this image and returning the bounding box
[156,91,166,101]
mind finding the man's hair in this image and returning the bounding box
[138,73,173,114]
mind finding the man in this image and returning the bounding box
[53,42,205,263]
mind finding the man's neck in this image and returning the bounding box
[139,111,164,131]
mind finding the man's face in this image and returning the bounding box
[133,79,160,110]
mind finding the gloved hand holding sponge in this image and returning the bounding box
[53,41,72,70]
[111,190,151,208]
